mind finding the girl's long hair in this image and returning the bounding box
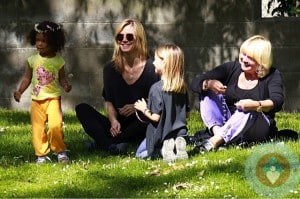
[156,44,186,93]
[112,19,148,73]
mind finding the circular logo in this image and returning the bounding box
[245,142,300,198]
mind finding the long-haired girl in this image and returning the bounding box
[134,44,190,162]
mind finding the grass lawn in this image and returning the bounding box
[0,109,299,198]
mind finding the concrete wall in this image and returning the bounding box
[1,0,300,112]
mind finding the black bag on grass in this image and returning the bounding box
[186,128,213,146]
[273,129,299,141]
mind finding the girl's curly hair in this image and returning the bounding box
[27,21,65,52]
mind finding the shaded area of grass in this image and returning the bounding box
[0,109,299,198]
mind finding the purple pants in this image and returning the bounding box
[200,91,270,143]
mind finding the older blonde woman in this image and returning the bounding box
[190,35,284,153]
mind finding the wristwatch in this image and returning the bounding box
[256,101,262,112]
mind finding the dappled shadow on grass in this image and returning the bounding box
[0,124,251,197]
[0,109,93,166]
[0,110,30,126]
[8,144,249,197]
[0,126,33,166]
[0,110,81,126]
[63,111,83,125]
[7,157,248,198]
[1,109,300,197]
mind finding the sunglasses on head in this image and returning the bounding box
[116,33,134,42]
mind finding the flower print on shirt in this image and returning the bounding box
[33,66,55,96]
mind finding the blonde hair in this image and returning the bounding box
[112,19,148,73]
[156,44,187,93]
[239,35,273,78]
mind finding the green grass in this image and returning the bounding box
[0,108,299,198]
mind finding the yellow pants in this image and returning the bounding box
[31,98,66,156]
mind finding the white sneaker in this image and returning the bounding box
[36,156,51,164]
[161,138,176,163]
[175,137,188,160]
[57,151,69,163]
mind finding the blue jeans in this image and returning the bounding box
[136,128,188,158]
[136,138,148,158]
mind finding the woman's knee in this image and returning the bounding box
[75,103,90,113]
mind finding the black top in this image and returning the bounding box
[190,61,284,129]
[103,58,160,124]
[146,80,190,156]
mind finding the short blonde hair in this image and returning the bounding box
[239,35,272,78]
[155,44,186,93]
[112,19,148,73]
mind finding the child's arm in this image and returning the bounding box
[13,65,33,102]
[59,66,72,93]
[134,98,160,122]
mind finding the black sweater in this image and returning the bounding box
[190,61,284,130]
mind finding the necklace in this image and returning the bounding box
[126,67,135,79]
[244,72,257,82]
[123,58,145,83]
[238,72,258,90]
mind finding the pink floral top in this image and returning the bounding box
[28,53,64,100]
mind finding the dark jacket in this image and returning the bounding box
[190,61,284,133]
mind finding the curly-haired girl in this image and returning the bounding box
[14,21,72,164]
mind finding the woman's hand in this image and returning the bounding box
[207,80,227,94]
[110,119,121,137]
[235,99,258,112]
[134,98,147,112]
[106,101,122,136]
[235,99,274,112]
[118,104,135,117]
